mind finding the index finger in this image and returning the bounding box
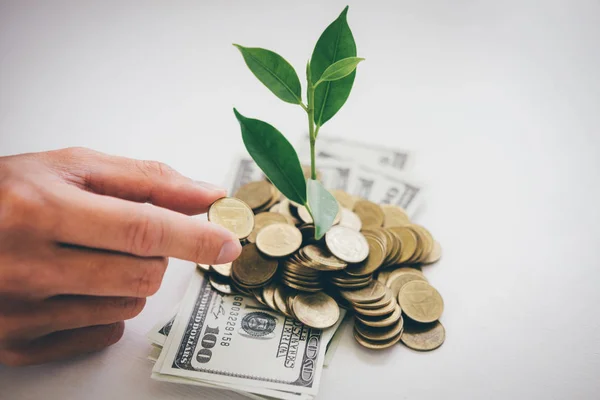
[48,184,242,265]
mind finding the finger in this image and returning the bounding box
[1,245,169,299]
[0,296,144,343]
[48,184,242,264]
[0,322,124,367]
[48,147,227,215]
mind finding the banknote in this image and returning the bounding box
[296,135,414,174]
[146,303,179,347]
[153,269,343,398]
[225,156,424,217]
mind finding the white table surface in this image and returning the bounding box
[1,1,599,399]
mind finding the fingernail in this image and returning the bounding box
[215,240,242,264]
[195,180,227,193]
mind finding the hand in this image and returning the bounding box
[0,147,241,366]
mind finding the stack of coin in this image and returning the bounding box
[329,270,373,289]
[340,281,404,350]
[397,280,445,351]
[234,181,280,213]
[279,256,324,292]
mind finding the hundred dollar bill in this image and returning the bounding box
[296,135,414,174]
[146,303,179,347]
[153,269,341,397]
[225,156,423,217]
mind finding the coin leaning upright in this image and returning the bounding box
[398,280,444,323]
[208,197,254,239]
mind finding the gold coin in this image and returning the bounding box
[330,274,372,284]
[398,281,444,323]
[262,282,278,311]
[381,204,410,228]
[345,235,385,276]
[400,320,445,351]
[231,244,278,286]
[281,273,322,287]
[355,303,401,328]
[210,262,232,278]
[353,327,402,350]
[404,225,426,263]
[282,262,322,278]
[254,185,280,213]
[296,205,313,224]
[230,280,251,295]
[385,266,424,286]
[386,266,424,282]
[282,280,323,293]
[208,197,254,239]
[282,269,321,282]
[197,263,210,272]
[302,244,347,270]
[247,212,288,243]
[273,286,295,317]
[353,200,384,228]
[376,269,392,285]
[339,280,386,304]
[230,271,270,289]
[325,225,369,263]
[385,230,403,265]
[286,290,297,311]
[415,225,435,262]
[332,280,372,290]
[234,180,274,210]
[353,287,393,310]
[389,226,417,263]
[338,207,362,231]
[388,272,427,298]
[292,292,340,329]
[256,223,302,257]
[209,273,233,294]
[355,316,404,342]
[423,240,442,264]
[276,199,300,224]
[297,204,341,225]
[354,296,397,317]
[331,189,356,210]
[252,289,267,306]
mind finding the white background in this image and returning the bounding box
[1,1,599,399]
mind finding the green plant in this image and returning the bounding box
[233,6,363,239]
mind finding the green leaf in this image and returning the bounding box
[233,109,307,205]
[234,45,302,105]
[310,6,357,126]
[307,179,339,239]
[317,57,364,84]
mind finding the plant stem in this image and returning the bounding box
[307,82,317,180]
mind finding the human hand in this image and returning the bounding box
[0,147,241,366]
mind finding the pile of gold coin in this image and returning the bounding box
[204,179,445,350]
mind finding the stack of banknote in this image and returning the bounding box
[146,136,422,400]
